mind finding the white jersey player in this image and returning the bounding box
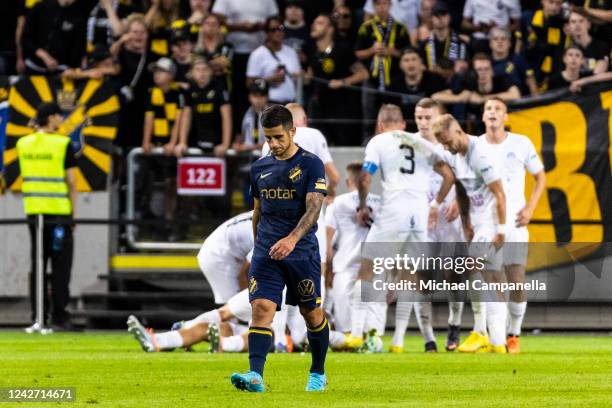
[197,211,254,304]
[325,162,382,336]
[412,98,466,353]
[432,113,508,354]
[344,104,455,352]
[479,98,546,354]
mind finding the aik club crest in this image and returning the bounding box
[289,165,302,182]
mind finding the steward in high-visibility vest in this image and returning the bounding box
[17,102,76,331]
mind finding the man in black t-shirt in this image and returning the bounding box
[177,57,232,157]
[309,14,368,146]
[432,53,520,126]
[567,11,610,74]
[0,0,26,74]
[386,47,447,129]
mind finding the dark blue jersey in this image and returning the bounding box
[250,147,327,260]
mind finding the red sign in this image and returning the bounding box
[177,157,226,196]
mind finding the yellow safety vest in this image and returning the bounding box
[16,132,72,216]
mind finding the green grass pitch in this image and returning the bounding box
[1,331,611,407]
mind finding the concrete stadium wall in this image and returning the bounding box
[0,192,110,297]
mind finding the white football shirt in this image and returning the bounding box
[261,126,333,165]
[479,132,544,225]
[363,130,437,203]
[325,191,381,274]
[202,210,254,263]
[442,136,502,227]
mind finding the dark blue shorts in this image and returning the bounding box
[248,256,321,310]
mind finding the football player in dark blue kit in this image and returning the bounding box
[230,104,329,393]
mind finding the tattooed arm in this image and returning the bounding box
[269,192,325,260]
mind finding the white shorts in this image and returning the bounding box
[332,272,358,332]
[226,289,252,322]
[428,207,464,243]
[362,203,429,260]
[503,226,528,266]
[198,246,241,304]
[468,225,503,272]
[227,321,249,336]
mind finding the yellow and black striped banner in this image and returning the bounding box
[2,76,119,192]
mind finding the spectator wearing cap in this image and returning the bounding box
[86,0,137,56]
[21,0,89,73]
[144,0,181,59]
[195,14,234,91]
[111,14,153,149]
[212,0,279,129]
[283,1,310,66]
[461,0,521,53]
[246,16,302,105]
[432,52,520,122]
[525,0,567,88]
[546,45,592,91]
[140,57,184,234]
[61,44,119,80]
[171,0,212,44]
[386,47,447,128]
[170,30,194,87]
[489,27,539,96]
[332,5,357,45]
[364,0,421,32]
[143,57,184,155]
[177,58,232,157]
[567,11,609,75]
[419,2,469,82]
[234,79,268,153]
[308,13,368,146]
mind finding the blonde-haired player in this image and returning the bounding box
[432,114,507,353]
[413,98,466,352]
[479,97,546,353]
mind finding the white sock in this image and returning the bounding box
[329,330,346,348]
[221,335,245,352]
[414,302,435,343]
[350,280,367,338]
[448,301,464,326]
[154,331,183,350]
[507,301,527,336]
[184,309,221,329]
[471,302,487,335]
[366,302,388,336]
[287,305,307,345]
[391,302,413,347]
[271,306,288,348]
[487,301,507,346]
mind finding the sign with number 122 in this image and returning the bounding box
[177,157,226,196]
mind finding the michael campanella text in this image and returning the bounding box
[373,279,547,292]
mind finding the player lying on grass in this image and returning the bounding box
[128,288,350,353]
[127,314,249,353]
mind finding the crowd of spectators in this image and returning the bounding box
[1,0,611,150]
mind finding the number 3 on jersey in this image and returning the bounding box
[399,144,415,174]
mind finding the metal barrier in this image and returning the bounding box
[126,147,259,251]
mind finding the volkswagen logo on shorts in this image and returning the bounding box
[297,279,315,297]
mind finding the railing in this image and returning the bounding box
[125,147,259,251]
